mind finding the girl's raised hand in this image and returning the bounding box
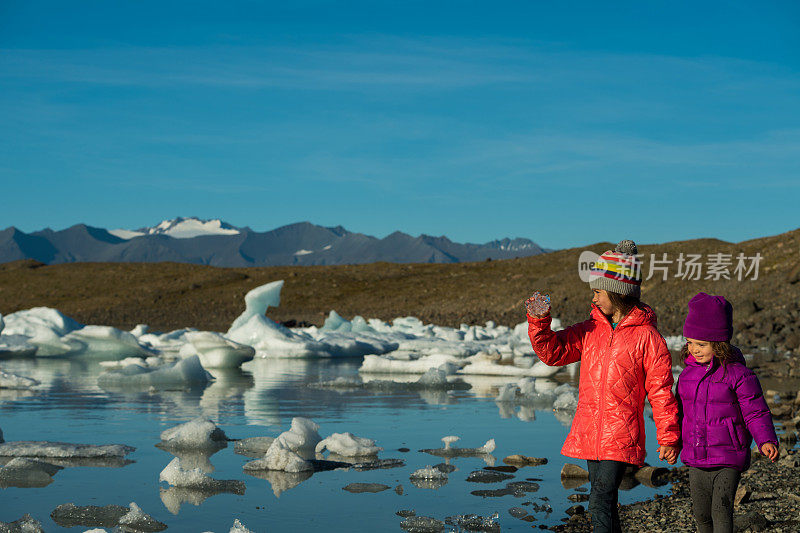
[760,442,779,462]
[525,292,551,318]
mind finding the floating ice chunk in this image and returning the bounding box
[315,433,382,457]
[137,328,197,356]
[227,308,334,358]
[420,437,496,458]
[0,334,38,358]
[0,457,62,488]
[0,441,134,458]
[495,383,518,403]
[118,502,167,532]
[50,502,166,532]
[0,368,40,389]
[321,310,351,331]
[159,457,245,493]
[442,436,459,449]
[97,355,212,389]
[3,307,82,338]
[130,324,149,337]
[58,325,153,359]
[458,356,561,377]
[183,331,255,369]
[517,377,536,396]
[359,353,463,374]
[230,519,254,533]
[3,308,152,358]
[553,387,578,411]
[400,515,445,531]
[409,465,448,480]
[408,465,449,489]
[350,316,374,333]
[243,440,313,472]
[414,366,459,388]
[158,418,228,451]
[228,280,284,332]
[273,417,321,455]
[0,514,43,532]
[234,437,275,457]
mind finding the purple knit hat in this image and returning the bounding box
[683,292,733,342]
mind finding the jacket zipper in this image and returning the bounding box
[596,318,615,459]
[693,361,715,457]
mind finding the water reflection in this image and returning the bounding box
[244,468,313,497]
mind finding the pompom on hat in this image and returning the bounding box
[683,292,733,342]
[588,239,643,298]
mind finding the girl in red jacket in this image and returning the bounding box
[526,240,680,533]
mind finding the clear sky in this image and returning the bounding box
[2,1,799,249]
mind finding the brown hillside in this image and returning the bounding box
[1,228,799,355]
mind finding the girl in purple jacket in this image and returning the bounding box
[677,292,779,533]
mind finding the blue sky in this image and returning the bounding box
[2,1,799,249]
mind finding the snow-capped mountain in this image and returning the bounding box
[109,217,241,240]
[0,219,549,266]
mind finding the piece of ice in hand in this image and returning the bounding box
[525,292,551,316]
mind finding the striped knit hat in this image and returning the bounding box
[588,240,642,298]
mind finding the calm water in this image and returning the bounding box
[0,357,673,532]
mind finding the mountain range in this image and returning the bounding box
[0,218,548,267]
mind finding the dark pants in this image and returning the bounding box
[688,466,741,533]
[587,460,628,533]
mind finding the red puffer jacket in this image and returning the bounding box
[528,304,680,466]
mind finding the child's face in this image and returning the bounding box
[591,289,613,316]
[686,338,715,364]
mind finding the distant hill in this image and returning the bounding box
[0,227,798,358]
[0,218,548,266]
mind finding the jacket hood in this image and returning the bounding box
[590,303,658,329]
[683,344,746,367]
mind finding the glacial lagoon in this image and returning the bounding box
[0,356,674,532]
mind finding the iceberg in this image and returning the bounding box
[229,519,254,533]
[272,417,321,455]
[157,418,228,451]
[315,432,382,457]
[182,331,255,369]
[159,457,245,493]
[0,334,37,358]
[420,436,496,458]
[243,439,313,473]
[0,441,135,458]
[0,514,43,532]
[3,308,152,359]
[97,355,212,389]
[50,502,166,532]
[359,353,463,374]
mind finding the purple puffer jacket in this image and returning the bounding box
[677,346,777,471]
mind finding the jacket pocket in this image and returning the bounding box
[707,424,735,448]
[725,419,742,449]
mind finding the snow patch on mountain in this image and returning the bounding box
[111,218,241,240]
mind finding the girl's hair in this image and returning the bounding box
[680,340,734,365]
[606,291,644,319]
